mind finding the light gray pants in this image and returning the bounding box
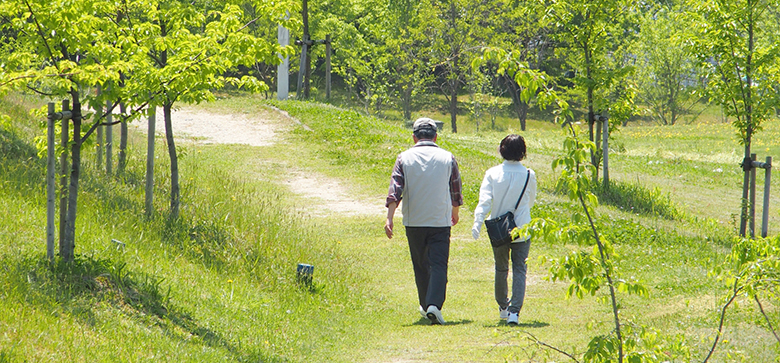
[493,239,531,314]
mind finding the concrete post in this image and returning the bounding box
[277,23,290,100]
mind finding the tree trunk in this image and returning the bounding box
[62,91,82,262]
[118,102,128,174]
[450,85,458,133]
[505,75,528,131]
[739,12,755,237]
[163,102,180,220]
[585,46,599,183]
[402,85,412,121]
[449,54,459,133]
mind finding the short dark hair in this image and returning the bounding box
[414,128,437,140]
[499,134,527,161]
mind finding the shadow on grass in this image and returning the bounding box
[482,320,549,328]
[517,320,549,328]
[406,318,474,327]
[0,254,279,362]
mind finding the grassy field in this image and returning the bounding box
[1,91,779,362]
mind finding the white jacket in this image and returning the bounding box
[473,160,537,241]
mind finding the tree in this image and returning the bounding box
[380,0,432,121]
[426,0,494,133]
[312,0,383,113]
[116,0,287,219]
[541,0,638,178]
[633,8,703,125]
[0,0,286,260]
[0,0,132,261]
[685,0,780,236]
[489,0,558,131]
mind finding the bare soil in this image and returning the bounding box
[135,106,384,217]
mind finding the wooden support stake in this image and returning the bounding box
[602,115,609,188]
[145,107,156,215]
[105,98,113,175]
[326,34,332,100]
[59,100,70,247]
[96,86,103,170]
[762,156,772,238]
[46,103,56,261]
[750,153,757,238]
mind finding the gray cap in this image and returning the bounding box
[413,117,438,132]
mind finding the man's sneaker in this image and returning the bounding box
[507,312,519,325]
[426,305,446,325]
[499,307,510,320]
[419,306,427,318]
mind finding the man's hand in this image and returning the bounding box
[386,201,398,239]
[451,206,460,226]
[385,219,394,239]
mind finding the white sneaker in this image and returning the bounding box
[507,312,519,325]
[419,306,426,318]
[499,307,510,320]
[426,305,446,325]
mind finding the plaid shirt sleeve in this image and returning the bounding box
[450,156,464,207]
[386,155,405,207]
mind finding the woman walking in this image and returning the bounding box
[471,134,537,325]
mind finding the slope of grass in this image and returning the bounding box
[0,96,368,362]
[1,91,779,362]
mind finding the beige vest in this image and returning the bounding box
[399,143,454,227]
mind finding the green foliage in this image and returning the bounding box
[621,324,692,363]
[541,0,640,128]
[684,0,780,146]
[545,249,606,299]
[715,236,780,299]
[632,9,703,126]
[553,133,599,198]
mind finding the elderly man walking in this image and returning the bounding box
[385,117,463,325]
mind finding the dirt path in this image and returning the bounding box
[135,106,385,217]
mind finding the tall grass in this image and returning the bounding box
[593,179,688,221]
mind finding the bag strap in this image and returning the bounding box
[512,170,531,211]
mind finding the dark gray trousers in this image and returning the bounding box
[493,239,531,314]
[405,227,450,310]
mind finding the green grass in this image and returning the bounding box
[2,91,780,362]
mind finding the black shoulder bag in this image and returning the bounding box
[484,170,530,247]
